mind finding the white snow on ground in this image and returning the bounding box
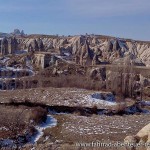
[139,101,150,114]
[3,67,28,71]
[141,101,150,106]
[0,67,34,79]
[53,90,119,108]
[64,52,70,56]
[86,95,117,106]
[14,50,27,55]
[78,93,120,108]
[0,127,8,131]
[30,115,57,144]
[0,139,14,148]
[0,57,10,64]
[26,59,33,70]
[62,115,150,137]
[0,52,35,80]
[0,116,56,149]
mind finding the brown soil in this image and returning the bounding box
[0,105,47,139]
[33,113,150,150]
[0,87,136,110]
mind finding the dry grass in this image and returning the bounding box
[29,106,47,124]
[0,105,47,139]
[34,113,150,150]
[0,87,114,109]
[39,74,106,91]
[0,106,29,139]
[143,87,150,100]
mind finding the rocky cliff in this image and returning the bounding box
[16,35,150,67]
[1,35,150,67]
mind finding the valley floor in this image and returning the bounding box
[27,113,150,150]
[0,87,150,150]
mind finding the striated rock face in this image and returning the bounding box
[105,40,113,52]
[112,55,145,66]
[113,40,120,51]
[1,35,150,66]
[79,40,92,66]
[0,37,18,55]
[0,38,8,55]
[37,38,44,51]
[89,67,106,81]
[8,37,18,54]
[28,39,39,52]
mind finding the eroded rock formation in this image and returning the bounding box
[124,123,150,150]
[1,35,150,67]
[29,36,150,66]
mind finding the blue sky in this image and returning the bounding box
[0,0,150,40]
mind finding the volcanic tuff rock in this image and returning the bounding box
[1,35,150,66]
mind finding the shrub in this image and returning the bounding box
[30,107,47,124]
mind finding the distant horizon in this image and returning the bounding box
[1,29,149,42]
[0,0,150,41]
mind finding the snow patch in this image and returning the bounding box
[0,127,8,131]
[85,93,117,107]
[0,139,14,148]
[30,115,57,144]
[141,101,150,106]
[14,50,27,55]
[0,57,10,64]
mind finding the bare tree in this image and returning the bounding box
[107,57,137,98]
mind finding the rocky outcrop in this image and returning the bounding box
[79,40,91,66]
[89,67,106,81]
[37,38,44,51]
[113,40,120,51]
[0,37,18,55]
[113,55,145,66]
[0,38,8,55]
[105,40,113,52]
[28,39,39,52]
[8,37,18,54]
[1,35,150,67]
[124,123,150,150]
